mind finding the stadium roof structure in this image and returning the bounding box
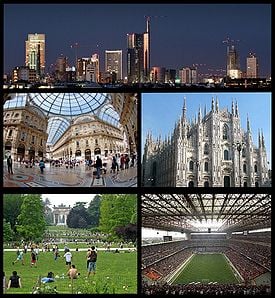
[4,93,121,145]
[142,194,271,233]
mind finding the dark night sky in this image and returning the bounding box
[4,3,271,77]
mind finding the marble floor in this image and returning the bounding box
[3,162,137,188]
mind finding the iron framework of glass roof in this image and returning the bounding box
[4,93,122,145]
[142,194,271,233]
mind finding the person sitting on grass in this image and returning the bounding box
[67,265,79,280]
[41,272,55,283]
[7,271,22,289]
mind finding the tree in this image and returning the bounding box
[115,223,137,242]
[67,203,91,228]
[3,194,24,229]
[43,197,53,225]
[3,218,14,242]
[16,194,47,242]
[99,194,137,234]
[87,195,101,227]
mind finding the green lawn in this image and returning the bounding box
[4,250,137,294]
[173,254,239,284]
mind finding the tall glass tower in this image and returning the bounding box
[25,33,46,77]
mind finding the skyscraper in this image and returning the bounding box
[143,17,150,82]
[127,18,150,83]
[246,53,259,78]
[127,33,144,83]
[55,55,68,81]
[25,33,45,77]
[88,54,100,83]
[226,45,240,79]
[105,50,123,81]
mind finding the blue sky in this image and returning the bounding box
[142,93,271,166]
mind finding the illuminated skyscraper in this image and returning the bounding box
[226,45,240,79]
[55,55,68,81]
[246,53,259,78]
[88,54,100,82]
[25,33,45,77]
[143,17,150,81]
[127,33,144,83]
[105,50,123,81]
[127,18,150,83]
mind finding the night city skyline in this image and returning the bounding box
[4,3,271,79]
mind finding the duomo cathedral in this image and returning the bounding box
[143,97,271,187]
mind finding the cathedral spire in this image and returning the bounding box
[204,104,207,117]
[261,129,265,148]
[198,105,202,122]
[247,114,251,132]
[182,96,187,120]
[231,100,234,116]
[258,130,261,148]
[235,100,239,117]
[215,96,219,112]
[211,97,214,112]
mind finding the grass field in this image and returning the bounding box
[173,254,239,284]
[4,250,137,294]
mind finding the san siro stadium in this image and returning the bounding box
[141,194,271,295]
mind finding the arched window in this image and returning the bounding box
[244,182,248,187]
[204,143,209,155]
[204,181,209,187]
[255,181,259,187]
[242,148,246,157]
[243,164,247,173]
[223,124,229,140]
[188,181,194,187]
[189,161,194,171]
[224,149,229,160]
[254,164,258,173]
[204,162,209,172]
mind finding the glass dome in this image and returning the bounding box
[29,93,108,116]
[47,117,71,145]
[4,93,122,145]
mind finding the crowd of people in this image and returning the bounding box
[4,243,98,293]
[5,152,137,179]
[142,282,271,295]
[225,250,267,282]
[142,238,271,286]
[142,248,193,278]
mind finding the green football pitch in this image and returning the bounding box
[173,253,239,284]
[4,250,137,294]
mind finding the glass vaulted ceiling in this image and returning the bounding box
[4,93,121,145]
[29,93,107,116]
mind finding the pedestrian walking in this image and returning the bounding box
[39,160,45,174]
[95,156,102,179]
[7,156,13,174]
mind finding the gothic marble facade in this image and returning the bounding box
[143,97,270,187]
